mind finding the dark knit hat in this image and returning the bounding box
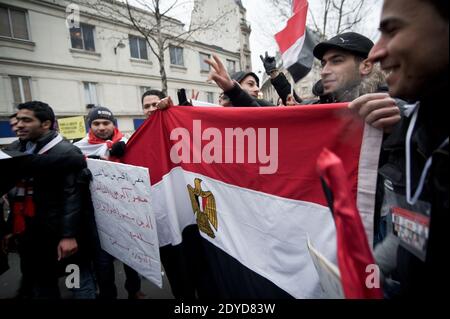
[87,106,115,127]
[230,71,260,87]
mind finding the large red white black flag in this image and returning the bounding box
[123,104,381,298]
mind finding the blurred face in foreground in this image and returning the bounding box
[368,0,449,100]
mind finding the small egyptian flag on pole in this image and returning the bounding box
[275,0,318,82]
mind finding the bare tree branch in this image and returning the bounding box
[76,0,233,95]
[262,0,377,41]
[308,7,321,35]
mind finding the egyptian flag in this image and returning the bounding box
[317,149,383,299]
[122,104,381,298]
[275,0,318,82]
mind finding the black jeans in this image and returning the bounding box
[93,247,141,299]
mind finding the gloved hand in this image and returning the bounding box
[77,168,93,184]
[260,51,277,75]
[109,141,126,157]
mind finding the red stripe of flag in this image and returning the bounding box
[123,105,363,208]
[275,0,308,54]
[293,0,307,14]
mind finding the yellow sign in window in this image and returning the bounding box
[57,116,86,140]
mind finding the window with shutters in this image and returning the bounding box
[70,23,96,52]
[199,52,211,72]
[0,5,29,40]
[129,35,148,60]
[83,82,98,106]
[10,76,32,107]
[170,46,184,66]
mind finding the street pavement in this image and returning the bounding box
[0,253,174,299]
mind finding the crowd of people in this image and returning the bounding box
[0,0,448,299]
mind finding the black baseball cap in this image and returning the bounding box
[313,32,374,60]
[230,71,260,87]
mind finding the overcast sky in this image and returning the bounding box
[241,0,383,75]
[152,0,383,75]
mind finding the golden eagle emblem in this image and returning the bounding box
[187,178,218,238]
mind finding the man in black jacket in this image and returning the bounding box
[350,0,448,298]
[260,52,303,105]
[0,149,88,280]
[261,33,400,109]
[3,101,90,298]
[205,54,273,107]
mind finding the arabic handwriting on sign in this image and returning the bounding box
[99,168,109,178]
[95,181,149,203]
[92,167,147,186]
[129,231,154,246]
[132,178,145,186]
[111,238,130,251]
[93,168,107,178]
[94,198,152,231]
[97,227,130,252]
[133,196,148,203]
[131,251,152,265]
[134,215,153,230]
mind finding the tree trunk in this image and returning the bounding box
[154,2,168,96]
[159,45,168,96]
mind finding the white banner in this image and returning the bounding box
[87,159,162,288]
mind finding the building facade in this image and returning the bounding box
[190,0,252,72]
[0,0,251,144]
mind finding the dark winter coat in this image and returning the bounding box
[377,100,449,297]
[4,131,86,239]
[224,82,274,107]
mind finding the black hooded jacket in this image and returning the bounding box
[270,72,302,104]
[224,82,274,107]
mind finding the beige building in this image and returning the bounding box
[0,0,252,144]
[190,0,252,72]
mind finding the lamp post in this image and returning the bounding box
[114,40,126,54]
